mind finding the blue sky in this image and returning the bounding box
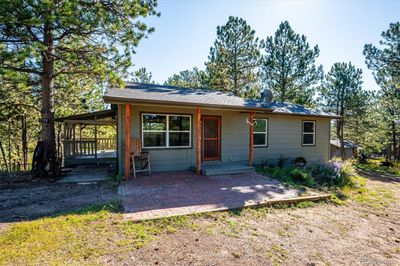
[132,0,400,92]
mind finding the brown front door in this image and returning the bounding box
[202,116,221,161]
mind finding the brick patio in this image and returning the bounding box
[119,171,309,221]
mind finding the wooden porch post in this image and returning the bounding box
[249,112,254,166]
[94,115,98,164]
[196,108,201,175]
[63,122,66,158]
[124,104,131,180]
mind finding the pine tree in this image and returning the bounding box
[260,21,323,105]
[364,22,400,160]
[164,67,208,88]
[364,22,400,91]
[205,16,260,97]
[318,62,364,160]
[0,0,159,175]
[131,68,155,84]
[374,71,400,160]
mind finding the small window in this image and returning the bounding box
[142,114,191,148]
[254,119,268,147]
[302,121,315,146]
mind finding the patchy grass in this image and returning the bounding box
[344,186,396,209]
[1,160,397,265]
[0,201,194,265]
[355,159,400,177]
[259,160,397,210]
[328,173,397,209]
[1,198,325,265]
[265,244,288,265]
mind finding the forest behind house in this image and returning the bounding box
[0,2,398,175]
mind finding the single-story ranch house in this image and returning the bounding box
[103,83,339,179]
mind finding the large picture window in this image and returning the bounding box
[253,119,268,147]
[142,113,191,148]
[302,121,316,146]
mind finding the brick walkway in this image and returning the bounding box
[119,171,304,221]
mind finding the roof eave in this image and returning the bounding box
[270,111,341,119]
[103,95,274,113]
[103,95,341,118]
[55,109,116,122]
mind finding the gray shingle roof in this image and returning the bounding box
[104,83,339,118]
[266,102,338,117]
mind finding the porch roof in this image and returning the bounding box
[55,109,116,125]
[104,83,340,118]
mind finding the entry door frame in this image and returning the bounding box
[201,115,221,161]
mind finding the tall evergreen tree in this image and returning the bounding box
[131,67,155,84]
[0,0,159,175]
[364,22,400,91]
[374,71,400,160]
[364,22,400,160]
[260,21,323,105]
[318,62,364,160]
[164,67,208,88]
[205,16,260,97]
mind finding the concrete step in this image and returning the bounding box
[201,164,254,176]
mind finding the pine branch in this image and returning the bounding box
[1,65,42,75]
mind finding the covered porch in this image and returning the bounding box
[56,109,117,167]
[122,104,258,179]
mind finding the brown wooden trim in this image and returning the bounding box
[196,108,201,175]
[202,115,221,161]
[249,112,254,166]
[124,104,131,180]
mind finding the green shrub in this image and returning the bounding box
[289,168,308,181]
[259,160,356,189]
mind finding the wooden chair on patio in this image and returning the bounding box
[130,138,151,178]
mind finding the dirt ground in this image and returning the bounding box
[0,180,118,225]
[121,174,400,266]
[0,171,399,265]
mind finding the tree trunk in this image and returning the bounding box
[0,140,8,173]
[7,120,11,171]
[339,119,345,161]
[21,115,28,170]
[391,120,397,161]
[40,23,56,162]
[336,118,345,160]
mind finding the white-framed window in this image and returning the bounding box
[302,121,316,146]
[253,119,268,147]
[142,113,191,148]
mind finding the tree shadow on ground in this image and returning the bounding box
[0,180,119,223]
[356,168,400,184]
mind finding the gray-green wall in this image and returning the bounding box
[117,104,331,175]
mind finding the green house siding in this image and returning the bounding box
[117,104,331,175]
[253,115,330,165]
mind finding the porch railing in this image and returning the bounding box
[64,138,116,158]
[78,138,116,151]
